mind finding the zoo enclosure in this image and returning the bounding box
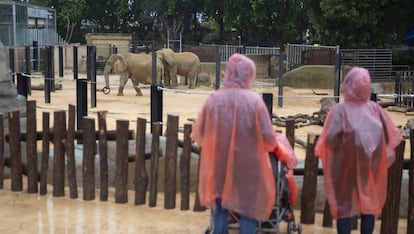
[0,101,413,234]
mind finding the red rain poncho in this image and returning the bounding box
[273,132,298,205]
[314,67,402,219]
[191,54,278,220]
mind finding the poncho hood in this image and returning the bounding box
[343,66,371,103]
[223,53,255,89]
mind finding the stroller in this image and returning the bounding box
[204,132,302,234]
[255,152,302,233]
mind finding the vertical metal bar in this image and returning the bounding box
[87,45,97,107]
[25,46,31,75]
[76,78,88,137]
[32,41,38,71]
[73,46,78,80]
[334,45,341,103]
[215,46,221,90]
[150,47,162,132]
[278,48,284,107]
[262,93,273,120]
[9,48,15,83]
[58,46,63,77]
[16,73,28,98]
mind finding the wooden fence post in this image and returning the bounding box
[180,124,192,210]
[409,129,414,234]
[322,200,332,227]
[53,111,66,197]
[39,112,50,195]
[193,148,206,212]
[134,118,148,205]
[285,118,295,149]
[98,111,108,201]
[164,114,179,209]
[26,100,38,193]
[115,119,129,204]
[0,114,3,189]
[83,117,96,201]
[149,122,161,207]
[300,133,319,224]
[9,111,22,191]
[66,104,78,199]
[380,140,405,234]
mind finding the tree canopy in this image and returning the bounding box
[30,0,414,48]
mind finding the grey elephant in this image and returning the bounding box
[157,48,201,89]
[103,53,164,96]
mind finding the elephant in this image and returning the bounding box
[157,48,201,89]
[103,52,164,96]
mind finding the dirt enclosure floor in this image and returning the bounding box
[0,72,410,233]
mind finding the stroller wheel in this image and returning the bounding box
[287,221,302,234]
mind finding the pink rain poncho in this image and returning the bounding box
[314,67,403,219]
[191,54,278,220]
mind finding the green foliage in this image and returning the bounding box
[393,49,414,70]
[28,0,414,49]
[305,0,414,48]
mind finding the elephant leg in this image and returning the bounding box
[188,75,197,89]
[118,86,125,96]
[187,68,199,89]
[171,75,178,87]
[131,80,143,96]
[118,74,128,96]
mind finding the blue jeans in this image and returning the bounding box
[211,198,257,234]
[337,214,375,234]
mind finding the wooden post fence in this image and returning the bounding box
[134,117,148,205]
[381,140,406,234]
[0,103,413,234]
[300,133,319,224]
[164,114,179,209]
[115,120,129,203]
[149,122,161,207]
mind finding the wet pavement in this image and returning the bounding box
[0,179,408,234]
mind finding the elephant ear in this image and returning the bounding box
[113,54,128,73]
[161,50,176,66]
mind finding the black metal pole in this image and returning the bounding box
[48,46,55,92]
[334,45,341,103]
[58,46,64,78]
[87,45,97,108]
[25,46,31,76]
[215,46,221,90]
[32,41,38,71]
[262,93,273,119]
[73,46,78,80]
[76,79,88,140]
[16,73,28,99]
[278,48,284,107]
[9,47,15,83]
[150,47,162,132]
[43,47,52,103]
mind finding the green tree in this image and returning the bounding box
[203,0,306,46]
[305,0,414,48]
[31,0,86,43]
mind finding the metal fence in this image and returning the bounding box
[199,44,280,62]
[286,43,338,71]
[286,44,394,80]
[341,49,393,80]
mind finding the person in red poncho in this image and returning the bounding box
[191,53,278,233]
[314,67,403,234]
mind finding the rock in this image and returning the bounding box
[196,73,211,87]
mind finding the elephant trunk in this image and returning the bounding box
[103,63,111,94]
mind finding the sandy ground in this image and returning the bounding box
[0,72,410,233]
